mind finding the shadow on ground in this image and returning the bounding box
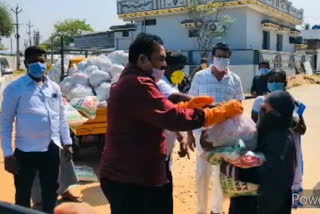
[80,184,109,207]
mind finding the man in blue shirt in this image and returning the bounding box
[1,46,73,213]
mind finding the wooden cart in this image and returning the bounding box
[70,108,107,159]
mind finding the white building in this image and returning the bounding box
[73,31,114,50]
[113,0,307,91]
[302,29,320,72]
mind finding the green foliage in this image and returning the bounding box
[0,2,14,37]
[50,19,94,47]
[0,43,7,50]
[39,42,50,50]
[188,0,233,57]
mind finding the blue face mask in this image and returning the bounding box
[28,62,46,78]
[260,68,270,75]
[267,82,285,92]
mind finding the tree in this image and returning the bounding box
[0,2,14,38]
[0,43,7,50]
[297,23,309,31]
[305,23,310,30]
[39,42,49,50]
[187,0,233,57]
[50,19,94,47]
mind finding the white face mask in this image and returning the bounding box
[213,57,230,72]
[152,68,165,83]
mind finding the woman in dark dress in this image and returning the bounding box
[226,91,297,214]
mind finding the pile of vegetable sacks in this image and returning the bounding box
[49,51,128,127]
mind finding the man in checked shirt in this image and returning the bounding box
[189,43,245,214]
[1,46,73,214]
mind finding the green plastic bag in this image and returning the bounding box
[220,173,259,197]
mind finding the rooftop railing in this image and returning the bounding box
[117,0,303,20]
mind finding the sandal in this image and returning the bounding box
[61,191,84,203]
[32,202,42,210]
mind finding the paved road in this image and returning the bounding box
[0,84,319,214]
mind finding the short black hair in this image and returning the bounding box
[268,70,287,83]
[24,46,46,60]
[165,51,187,67]
[129,33,164,64]
[212,42,232,57]
[259,61,270,69]
[200,57,208,64]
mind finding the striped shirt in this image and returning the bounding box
[189,66,245,136]
[188,66,245,103]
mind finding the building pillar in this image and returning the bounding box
[153,0,158,10]
[188,51,193,65]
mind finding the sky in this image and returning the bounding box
[1,0,319,51]
[1,0,124,50]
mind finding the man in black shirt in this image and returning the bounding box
[251,61,271,97]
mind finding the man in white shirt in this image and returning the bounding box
[1,46,73,213]
[189,43,245,214]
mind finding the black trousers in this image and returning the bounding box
[101,159,174,214]
[164,159,173,214]
[14,143,60,214]
[101,179,173,214]
[228,192,292,214]
[228,196,258,214]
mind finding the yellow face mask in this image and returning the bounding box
[46,63,52,71]
[170,70,185,85]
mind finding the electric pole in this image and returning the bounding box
[33,31,36,46]
[11,5,22,71]
[51,37,54,63]
[33,30,40,46]
[26,20,33,46]
[10,37,13,55]
[60,35,65,81]
[24,39,28,50]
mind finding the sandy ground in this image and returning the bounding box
[0,84,320,214]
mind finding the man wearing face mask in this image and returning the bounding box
[0,46,73,213]
[99,33,243,214]
[250,61,271,97]
[157,51,188,99]
[189,42,245,214]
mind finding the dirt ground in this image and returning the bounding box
[0,84,320,214]
[287,74,320,89]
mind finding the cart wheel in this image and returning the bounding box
[71,132,81,161]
